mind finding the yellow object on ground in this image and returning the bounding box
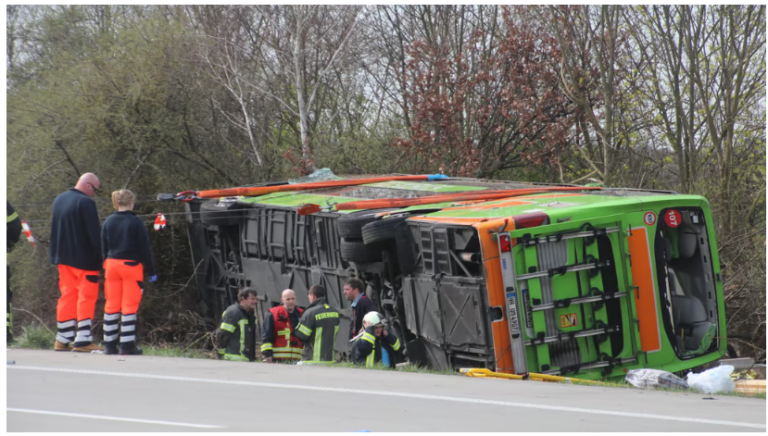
[460,368,526,380]
[460,368,605,385]
[527,372,604,385]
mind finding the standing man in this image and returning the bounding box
[344,278,376,340]
[7,201,22,343]
[261,289,304,363]
[216,287,257,362]
[49,173,103,352]
[295,285,340,364]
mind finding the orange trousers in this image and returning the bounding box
[56,265,99,345]
[103,259,144,345]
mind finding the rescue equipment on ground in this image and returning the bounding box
[461,368,605,385]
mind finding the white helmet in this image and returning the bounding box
[363,311,386,327]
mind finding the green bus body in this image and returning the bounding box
[188,178,725,378]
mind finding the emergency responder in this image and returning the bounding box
[351,311,403,369]
[216,288,257,362]
[7,201,22,343]
[101,189,157,356]
[261,289,304,363]
[294,285,340,364]
[343,278,376,340]
[49,173,103,352]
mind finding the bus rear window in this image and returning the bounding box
[654,208,718,358]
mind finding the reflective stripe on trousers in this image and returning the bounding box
[56,265,99,345]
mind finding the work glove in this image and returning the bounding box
[149,275,158,283]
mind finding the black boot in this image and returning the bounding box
[104,342,119,355]
[119,342,143,355]
[119,313,142,355]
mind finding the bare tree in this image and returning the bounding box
[546,6,629,186]
[687,6,765,231]
[220,6,363,175]
[198,6,267,168]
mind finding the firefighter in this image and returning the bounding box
[7,201,22,343]
[101,189,157,356]
[294,285,340,364]
[49,173,103,352]
[217,288,258,362]
[343,278,376,340]
[351,311,403,369]
[261,289,304,363]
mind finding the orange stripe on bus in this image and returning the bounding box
[473,218,516,373]
[627,227,662,352]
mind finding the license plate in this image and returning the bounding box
[507,292,520,332]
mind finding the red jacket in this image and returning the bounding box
[262,306,304,360]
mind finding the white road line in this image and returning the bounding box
[7,408,223,429]
[10,365,766,430]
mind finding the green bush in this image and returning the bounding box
[14,324,55,350]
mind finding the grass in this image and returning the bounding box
[9,323,213,360]
[141,345,214,360]
[395,362,459,376]
[12,324,55,350]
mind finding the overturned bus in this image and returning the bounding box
[173,174,726,379]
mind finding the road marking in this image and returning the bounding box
[7,407,223,429]
[10,365,766,430]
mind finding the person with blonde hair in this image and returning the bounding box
[101,189,156,355]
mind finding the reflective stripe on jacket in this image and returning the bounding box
[261,305,304,361]
[352,326,403,368]
[217,303,256,362]
[294,298,340,363]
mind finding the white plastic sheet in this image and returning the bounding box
[686,365,736,394]
[625,368,689,390]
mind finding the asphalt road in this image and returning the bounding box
[6,349,766,432]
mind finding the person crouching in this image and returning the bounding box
[351,312,403,369]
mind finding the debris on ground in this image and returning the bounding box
[734,379,767,395]
[731,369,760,380]
[625,368,689,390]
[687,365,736,394]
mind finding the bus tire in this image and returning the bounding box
[340,238,383,263]
[362,213,411,246]
[337,209,397,240]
